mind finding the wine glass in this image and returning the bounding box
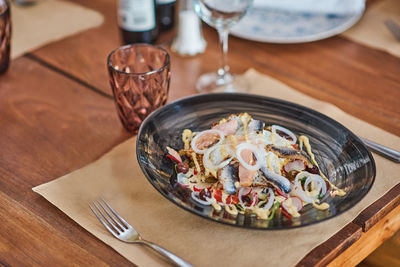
[193,0,253,93]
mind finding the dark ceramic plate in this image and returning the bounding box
[136,93,375,229]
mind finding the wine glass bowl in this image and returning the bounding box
[193,0,253,93]
[194,0,252,29]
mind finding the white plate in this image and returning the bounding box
[231,7,365,43]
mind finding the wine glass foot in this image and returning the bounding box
[196,72,250,93]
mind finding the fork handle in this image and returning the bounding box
[361,138,400,163]
[140,240,193,267]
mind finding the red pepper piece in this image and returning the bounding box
[193,186,202,192]
[275,188,287,198]
[166,154,181,163]
[227,195,239,205]
[213,189,223,203]
[281,207,292,220]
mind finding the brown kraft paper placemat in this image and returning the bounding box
[33,69,400,267]
[11,0,103,58]
[342,0,400,58]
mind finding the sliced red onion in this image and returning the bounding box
[239,187,252,196]
[292,171,326,203]
[271,125,297,145]
[191,191,211,206]
[203,144,234,171]
[295,171,326,196]
[284,160,305,173]
[192,185,202,192]
[238,188,258,209]
[238,187,252,209]
[236,143,262,171]
[166,146,182,163]
[249,192,258,208]
[177,173,189,188]
[304,174,327,196]
[191,129,225,154]
[282,197,303,213]
[294,171,312,184]
[290,183,315,203]
[263,188,274,210]
[275,187,289,198]
[193,184,211,192]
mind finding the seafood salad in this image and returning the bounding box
[166,113,345,220]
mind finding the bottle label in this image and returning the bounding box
[118,0,156,31]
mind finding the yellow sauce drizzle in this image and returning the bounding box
[191,152,201,174]
[253,207,270,220]
[218,118,227,124]
[225,205,238,216]
[211,202,222,211]
[299,135,346,197]
[182,129,193,150]
[299,136,317,165]
[267,153,274,171]
[220,145,228,160]
[267,153,282,175]
[331,185,346,197]
[274,154,282,175]
[240,113,250,142]
[284,198,300,217]
[275,196,286,203]
[312,199,330,210]
[229,135,237,146]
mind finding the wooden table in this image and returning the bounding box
[1,0,399,266]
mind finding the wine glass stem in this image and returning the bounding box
[217,28,230,78]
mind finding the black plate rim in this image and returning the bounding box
[136,93,376,230]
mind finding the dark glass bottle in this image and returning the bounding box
[156,0,176,33]
[118,0,158,44]
[0,0,11,74]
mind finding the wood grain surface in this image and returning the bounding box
[0,57,132,266]
[359,230,400,267]
[329,205,400,267]
[0,0,399,266]
[31,0,400,136]
[296,223,363,267]
[353,184,400,231]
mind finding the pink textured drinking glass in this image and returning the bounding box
[0,0,11,74]
[107,44,171,134]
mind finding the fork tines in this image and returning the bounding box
[89,199,129,237]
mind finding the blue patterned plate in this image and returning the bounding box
[231,7,364,43]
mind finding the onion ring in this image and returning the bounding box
[271,125,297,145]
[304,174,327,196]
[238,187,252,209]
[292,171,326,202]
[191,191,211,206]
[177,173,189,188]
[263,188,274,210]
[203,144,234,171]
[236,143,262,171]
[290,184,315,203]
[282,197,303,213]
[191,129,225,154]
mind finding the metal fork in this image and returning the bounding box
[90,199,193,267]
[384,19,400,41]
